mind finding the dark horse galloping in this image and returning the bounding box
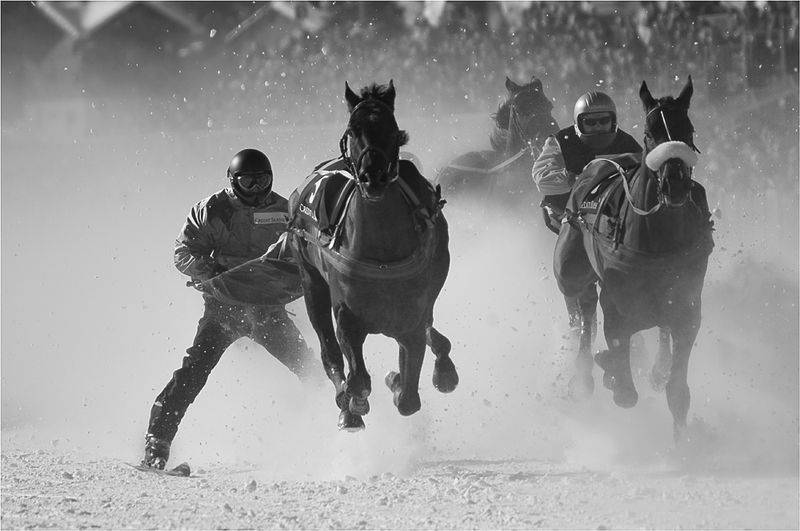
[288,81,458,431]
[436,76,559,208]
[554,76,714,440]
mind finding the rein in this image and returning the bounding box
[444,93,545,175]
[587,158,662,217]
[444,144,536,175]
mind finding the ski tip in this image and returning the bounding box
[170,462,191,477]
[126,461,192,477]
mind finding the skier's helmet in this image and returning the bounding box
[573,91,618,151]
[227,149,273,205]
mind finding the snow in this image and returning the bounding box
[2,63,797,531]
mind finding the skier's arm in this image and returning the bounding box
[174,202,223,282]
[532,135,576,196]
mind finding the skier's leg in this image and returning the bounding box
[146,301,240,458]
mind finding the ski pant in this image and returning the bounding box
[147,297,316,442]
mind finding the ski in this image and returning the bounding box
[126,462,191,477]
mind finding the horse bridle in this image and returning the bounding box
[507,92,545,158]
[643,104,698,209]
[339,100,399,197]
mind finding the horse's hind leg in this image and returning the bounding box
[594,293,638,408]
[554,222,598,400]
[386,329,426,416]
[334,306,371,419]
[565,295,581,330]
[426,325,458,393]
[650,327,673,391]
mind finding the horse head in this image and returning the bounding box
[342,80,409,201]
[640,76,699,208]
[491,76,558,153]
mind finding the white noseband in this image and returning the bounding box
[645,141,698,171]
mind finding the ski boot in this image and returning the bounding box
[141,434,171,470]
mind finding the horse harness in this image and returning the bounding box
[289,161,445,280]
[563,157,713,275]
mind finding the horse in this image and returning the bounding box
[287,80,458,431]
[435,76,559,210]
[554,76,714,441]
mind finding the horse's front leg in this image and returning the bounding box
[426,325,458,393]
[667,312,700,443]
[334,306,371,429]
[386,329,426,416]
[297,260,350,411]
[650,326,673,391]
[594,293,638,408]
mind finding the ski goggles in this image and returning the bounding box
[581,116,612,127]
[234,172,272,192]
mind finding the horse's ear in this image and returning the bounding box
[385,79,396,110]
[344,81,360,111]
[676,75,693,108]
[531,77,542,92]
[505,76,520,93]
[639,80,656,111]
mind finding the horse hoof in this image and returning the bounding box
[602,371,615,390]
[338,410,365,432]
[349,394,370,416]
[568,373,594,400]
[385,371,401,392]
[595,350,617,390]
[432,357,459,393]
[612,387,639,409]
[395,392,421,416]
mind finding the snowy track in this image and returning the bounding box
[2,450,797,530]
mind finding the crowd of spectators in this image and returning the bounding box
[153,1,797,128]
[8,1,799,200]
[154,1,795,201]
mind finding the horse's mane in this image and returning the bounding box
[357,83,396,110]
[489,102,513,152]
[349,82,409,147]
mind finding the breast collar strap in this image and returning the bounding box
[292,170,440,280]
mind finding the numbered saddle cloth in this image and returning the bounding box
[289,158,441,249]
[288,158,357,247]
[568,153,714,275]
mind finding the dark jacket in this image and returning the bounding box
[532,126,642,196]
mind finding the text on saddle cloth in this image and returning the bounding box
[568,152,642,217]
[293,160,357,236]
[291,159,441,250]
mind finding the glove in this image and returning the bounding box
[185,262,226,291]
[541,192,570,215]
